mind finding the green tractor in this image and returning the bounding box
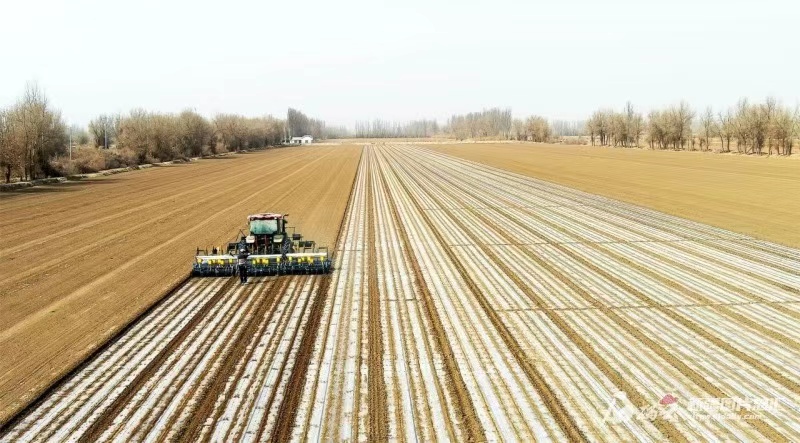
[192,213,332,276]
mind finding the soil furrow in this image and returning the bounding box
[382,146,629,442]
[0,277,214,437]
[374,147,485,441]
[74,276,237,441]
[400,145,790,441]
[249,278,318,441]
[175,277,294,441]
[366,155,389,440]
[124,280,261,441]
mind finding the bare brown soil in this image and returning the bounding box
[429,143,800,248]
[0,145,362,423]
[4,144,798,441]
[366,167,389,441]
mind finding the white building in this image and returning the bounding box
[289,135,314,145]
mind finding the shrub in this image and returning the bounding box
[48,146,148,176]
[104,147,139,169]
[74,148,108,173]
[48,156,78,177]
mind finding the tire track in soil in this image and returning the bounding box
[75,276,238,442]
[366,157,389,441]
[269,146,365,442]
[398,146,788,441]
[175,276,296,441]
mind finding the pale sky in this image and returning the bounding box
[1,0,797,127]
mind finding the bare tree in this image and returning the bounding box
[587,110,611,146]
[732,98,750,153]
[585,116,597,146]
[769,102,798,156]
[0,108,18,182]
[717,109,734,152]
[446,108,512,140]
[4,83,68,180]
[699,107,715,151]
[88,114,118,148]
[524,116,551,142]
[671,101,694,150]
[550,120,586,137]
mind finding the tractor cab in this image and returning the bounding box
[249,212,287,255]
[224,213,302,255]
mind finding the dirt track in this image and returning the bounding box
[0,145,362,423]
[2,144,799,441]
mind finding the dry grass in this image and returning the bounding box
[429,142,800,248]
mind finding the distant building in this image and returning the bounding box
[289,135,313,145]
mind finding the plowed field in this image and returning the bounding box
[430,142,800,248]
[2,144,799,441]
[0,145,362,423]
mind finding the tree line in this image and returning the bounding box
[287,108,329,140]
[0,85,67,182]
[3,82,798,184]
[353,119,440,138]
[444,109,557,142]
[446,108,512,140]
[0,84,339,183]
[331,99,799,156]
[585,98,798,155]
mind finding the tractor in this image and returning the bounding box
[192,213,332,276]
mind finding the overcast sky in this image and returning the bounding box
[1,0,797,127]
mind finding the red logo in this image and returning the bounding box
[660,394,678,405]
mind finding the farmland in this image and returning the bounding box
[431,142,800,248]
[0,145,362,423]
[2,144,800,441]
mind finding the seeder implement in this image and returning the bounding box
[193,252,331,276]
[192,213,333,277]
